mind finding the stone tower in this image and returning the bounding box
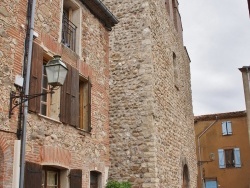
[103,0,197,187]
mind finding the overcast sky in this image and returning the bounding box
[179,0,250,115]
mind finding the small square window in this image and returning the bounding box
[222,121,232,135]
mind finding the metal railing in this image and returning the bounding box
[61,14,77,52]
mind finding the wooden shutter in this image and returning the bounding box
[234,148,241,168]
[60,65,79,126]
[29,42,43,113]
[70,67,79,127]
[60,65,68,123]
[70,169,82,188]
[222,122,227,135]
[88,77,92,131]
[227,121,232,135]
[24,161,42,188]
[218,149,225,168]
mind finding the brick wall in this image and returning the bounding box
[103,0,197,187]
[0,0,113,187]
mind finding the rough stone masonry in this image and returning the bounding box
[103,0,197,187]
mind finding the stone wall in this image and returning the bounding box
[103,0,197,187]
[0,0,112,187]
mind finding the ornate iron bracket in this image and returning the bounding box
[9,90,54,118]
[197,160,213,166]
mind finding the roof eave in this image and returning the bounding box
[81,0,119,30]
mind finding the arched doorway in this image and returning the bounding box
[182,164,189,188]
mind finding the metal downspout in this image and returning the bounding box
[197,116,218,188]
[19,0,36,187]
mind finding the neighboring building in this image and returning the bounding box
[194,111,250,188]
[103,0,197,187]
[0,0,117,188]
[239,66,250,145]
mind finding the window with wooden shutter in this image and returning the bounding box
[24,162,42,188]
[29,42,43,113]
[79,77,91,131]
[60,65,79,126]
[70,169,82,188]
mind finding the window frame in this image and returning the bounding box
[204,178,218,188]
[79,76,92,132]
[61,0,81,54]
[222,121,232,135]
[40,60,52,117]
[42,166,60,188]
[218,148,241,169]
[90,171,102,188]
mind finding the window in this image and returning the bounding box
[24,162,82,188]
[172,0,178,30]
[62,0,81,53]
[42,167,60,188]
[182,164,189,188]
[79,77,91,131]
[173,52,179,90]
[205,178,218,188]
[218,148,241,168]
[222,121,232,135]
[40,61,51,116]
[90,171,102,188]
[29,43,61,120]
[29,42,91,129]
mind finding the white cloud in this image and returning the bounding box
[179,0,250,115]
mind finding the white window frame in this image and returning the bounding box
[222,121,232,135]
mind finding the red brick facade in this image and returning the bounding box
[0,0,117,187]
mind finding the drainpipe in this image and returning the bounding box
[19,0,36,187]
[197,116,218,188]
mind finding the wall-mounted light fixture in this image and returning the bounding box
[197,153,215,166]
[9,55,68,118]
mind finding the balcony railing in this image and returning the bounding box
[61,14,77,52]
